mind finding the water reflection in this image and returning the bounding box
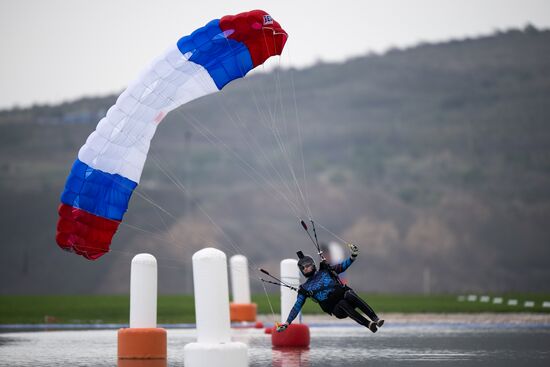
[118,359,167,367]
[272,348,310,367]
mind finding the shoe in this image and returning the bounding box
[375,319,385,328]
[368,321,378,333]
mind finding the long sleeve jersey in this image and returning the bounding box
[285,257,355,324]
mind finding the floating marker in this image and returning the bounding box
[229,255,258,323]
[543,301,550,308]
[508,299,518,306]
[467,295,477,302]
[184,248,247,367]
[493,297,503,304]
[118,254,167,361]
[280,259,300,325]
[480,296,490,303]
[524,301,535,308]
[271,259,310,348]
[457,295,466,302]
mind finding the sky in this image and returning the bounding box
[1,0,549,110]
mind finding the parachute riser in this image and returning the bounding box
[260,278,315,299]
[259,268,298,291]
[300,219,326,261]
[260,278,298,292]
[299,219,347,288]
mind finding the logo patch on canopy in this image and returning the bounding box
[263,14,273,25]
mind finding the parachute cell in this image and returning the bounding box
[56,10,287,260]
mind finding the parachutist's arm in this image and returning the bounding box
[333,257,355,274]
[333,244,359,273]
[285,293,307,325]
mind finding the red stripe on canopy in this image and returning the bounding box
[220,10,287,67]
[56,203,120,260]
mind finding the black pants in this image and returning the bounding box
[331,289,378,327]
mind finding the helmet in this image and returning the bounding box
[296,251,316,278]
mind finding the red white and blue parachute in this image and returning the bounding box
[56,10,287,260]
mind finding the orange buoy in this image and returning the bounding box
[117,356,167,367]
[118,328,167,359]
[230,303,257,322]
[118,255,167,360]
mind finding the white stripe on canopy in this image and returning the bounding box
[78,44,219,183]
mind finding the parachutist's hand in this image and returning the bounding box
[276,322,289,333]
[348,243,359,258]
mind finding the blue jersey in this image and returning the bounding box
[286,257,355,324]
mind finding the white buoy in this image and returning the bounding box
[230,255,251,304]
[493,297,503,304]
[457,295,466,302]
[130,254,158,328]
[480,295,490,303]
[184,248,247,367]
[271,258,310,348]
[524,301,535,308]
[118,253,166,360]
[467,295,477,302]
[280,259,300,324]
[543,301,550,308]
[508,299,518,306]
[229,255,258,323]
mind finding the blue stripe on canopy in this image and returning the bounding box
[177,19,254,90]
[60,159,137,221]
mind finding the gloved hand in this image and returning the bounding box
[276,322,289,333]
[348,243,359,258]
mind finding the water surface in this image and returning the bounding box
[1,323,549,366]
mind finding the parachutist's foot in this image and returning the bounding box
[375,319,385,328]
[367,321,378,333]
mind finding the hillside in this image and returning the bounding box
[1,27,549,294]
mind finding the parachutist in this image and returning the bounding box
[277,244,384,333]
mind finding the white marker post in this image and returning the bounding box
[184,248,247,367]
[130,254,158,328]
[280,259,301,324]
[118,254,166,360]
[229,255,257,323]
[271,258,310,348]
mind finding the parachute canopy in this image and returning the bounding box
[56,10,287,260]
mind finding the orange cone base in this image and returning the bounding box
[230,303,257,322]
[117,359,167,367]
[271,324,310,348]
[118,328,167,359]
